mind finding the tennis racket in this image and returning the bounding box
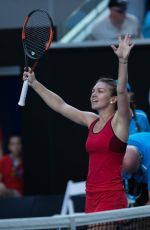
[18,9,54,106]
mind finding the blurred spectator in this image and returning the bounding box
[123,132,150,205]
[123,85,150,206]
[90,0,140,40]
[127,84,150,134]
[0,129,4,158]
[0,135,24,197]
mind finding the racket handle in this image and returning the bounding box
[18,80,29,106]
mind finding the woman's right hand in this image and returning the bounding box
[23,67,37,86]
[111,34,134,61]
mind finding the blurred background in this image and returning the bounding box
[0,0,149,219]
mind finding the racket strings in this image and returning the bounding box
[26,31,49,45]
[24,11,52,59]
[26,28,50,56]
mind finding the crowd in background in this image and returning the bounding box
[88,0,150,40]
[123,84,150,206]
[0,132,24,198]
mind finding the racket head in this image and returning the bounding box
[22,9,54,60]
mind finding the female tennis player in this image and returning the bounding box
[23,34,134,212]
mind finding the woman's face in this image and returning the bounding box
[90,81,113,111]
[8,137,22,157]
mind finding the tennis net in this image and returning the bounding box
[0,205,150,230]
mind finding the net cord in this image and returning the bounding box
[0,205,150,230]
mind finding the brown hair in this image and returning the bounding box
[96,77,117,96]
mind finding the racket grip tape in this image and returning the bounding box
[18,80,29,106]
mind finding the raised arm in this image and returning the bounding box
[23,70,97,127]
[111,34,134,123]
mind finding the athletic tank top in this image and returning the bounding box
[86,116,127,192]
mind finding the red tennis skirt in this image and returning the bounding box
[85,190,128,213]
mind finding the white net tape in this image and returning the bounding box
[0,205,150,230]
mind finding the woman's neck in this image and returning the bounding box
[98,108,115,122]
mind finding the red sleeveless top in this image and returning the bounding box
[86,116,127,192]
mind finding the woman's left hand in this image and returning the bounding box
[111,34,134,61]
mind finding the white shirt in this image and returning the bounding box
[92,13,140,40]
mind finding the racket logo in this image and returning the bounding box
[31,51,35,56]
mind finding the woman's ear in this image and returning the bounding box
[110,96,117,104]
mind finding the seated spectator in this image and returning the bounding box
[127,84,150,134]
[90,0,140,40]
[123,132,150,205]
[0,135,24,197]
